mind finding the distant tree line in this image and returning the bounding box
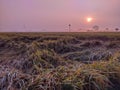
[91,25,119,32]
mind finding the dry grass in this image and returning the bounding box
[0,32,120,90]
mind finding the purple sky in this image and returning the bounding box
[0,0,120,32]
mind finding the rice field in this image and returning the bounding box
[0,32,120,90]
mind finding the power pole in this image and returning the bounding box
[68,24,71,32]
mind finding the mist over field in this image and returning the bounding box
[0,0,120,32]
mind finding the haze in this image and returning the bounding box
[0,0,120,32]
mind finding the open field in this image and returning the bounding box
[0,32,120,90]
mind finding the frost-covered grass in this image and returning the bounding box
[0,32,120,90]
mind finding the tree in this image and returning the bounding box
[68,24,71,32]
[115,28,119,32]
[106,28,109,30]
[92,25,99,31]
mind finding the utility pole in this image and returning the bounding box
[68,24,71,32]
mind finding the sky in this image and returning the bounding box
[0,0,120,32]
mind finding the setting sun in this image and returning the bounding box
[86,17,93,23]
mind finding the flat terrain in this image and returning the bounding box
[0,32,120,90]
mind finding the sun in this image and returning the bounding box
[86,17,93,23]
